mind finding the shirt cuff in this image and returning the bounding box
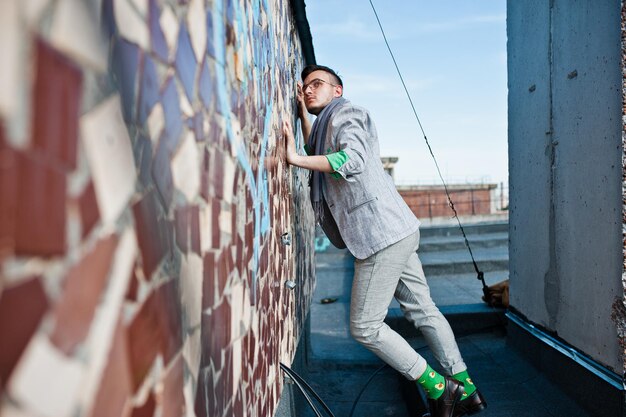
[325,150,350,179]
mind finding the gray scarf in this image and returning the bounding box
[308,97,347,223]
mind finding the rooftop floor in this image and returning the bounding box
[300,222,594,417]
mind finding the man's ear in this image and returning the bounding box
[334,85,343,97]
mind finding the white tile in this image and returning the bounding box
[147,102,164,149]
[159,5,179,54]
[21,0,51,27]
[179,86,194,117]
[183,378,196,417]
[114,0,149,49]
[129,0,147,17]
[171,131,200,203]
[180,253,203,328]
[0,0,30,147]
[231,337,242,397]
[218,207,231,235]
[80,95,137,227]
[50,0,107,72]
[199,204,212,253]
[187,0,206,63]
[9,335,84,417]
[182,327,201,383]
[0,402,39,417]
[222,156,236,205]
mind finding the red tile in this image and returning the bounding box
[132,190,168,278]
[174,205,200,255]
[0,277,48,389]
[174,206,189,253]
[79,181,100,238]
[202,252,215,309]
[14,151,67,256]
[160,354,184,417]
[189,206,200,254]
[200,149,210,201]
[126,280,182,390]
[31,39,82,170]
[131,392,155,417]
[194,368,215,417]
[216,250,230,299]
[212,150,224,199]
[88,320,132,417]
[125,264,140,302]
[0,130,17,257]
[212,199,220,249]
[50,234,119,354]
[152,137,174,209]
[201,298,230,371]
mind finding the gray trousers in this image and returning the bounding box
[349,230,467,380]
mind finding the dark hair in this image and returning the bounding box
[301,65,343,87]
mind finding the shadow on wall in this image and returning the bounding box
[0,1,315,416]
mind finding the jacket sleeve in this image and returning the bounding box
[329,105,370,182]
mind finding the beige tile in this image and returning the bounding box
[114,0,149,49]
[171,131,200,203]
[187,0,206,63]
[50,0,107,72]
[179,253,203,329]
[80,95,137,227]
[9,335,84,417]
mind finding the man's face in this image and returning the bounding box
[302,70,343,115]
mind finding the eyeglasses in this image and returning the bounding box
[302,78,337,93]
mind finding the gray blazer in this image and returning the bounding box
[319,102,420,259]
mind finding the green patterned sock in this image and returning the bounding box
[452,370,476,399]
[416,364,446,400]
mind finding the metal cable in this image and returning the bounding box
[367,0,490,296]
[280,363,336,417]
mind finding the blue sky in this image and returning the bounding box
[305,0,508,186]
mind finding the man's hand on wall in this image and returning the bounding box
[296,81,306,120]
[283,119,298,165]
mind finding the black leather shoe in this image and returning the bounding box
[453,389,487,417]
[427,377,465,417]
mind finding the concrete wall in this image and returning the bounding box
[508,0,623,372]
[0,1,315,416]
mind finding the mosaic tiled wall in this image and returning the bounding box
[0,0,315,416]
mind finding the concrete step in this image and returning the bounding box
[419,221,508,238]
[419,246,509,275]
[385,303,507,340]
[418,232,508,253]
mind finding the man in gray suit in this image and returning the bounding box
[283,65,487,417]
